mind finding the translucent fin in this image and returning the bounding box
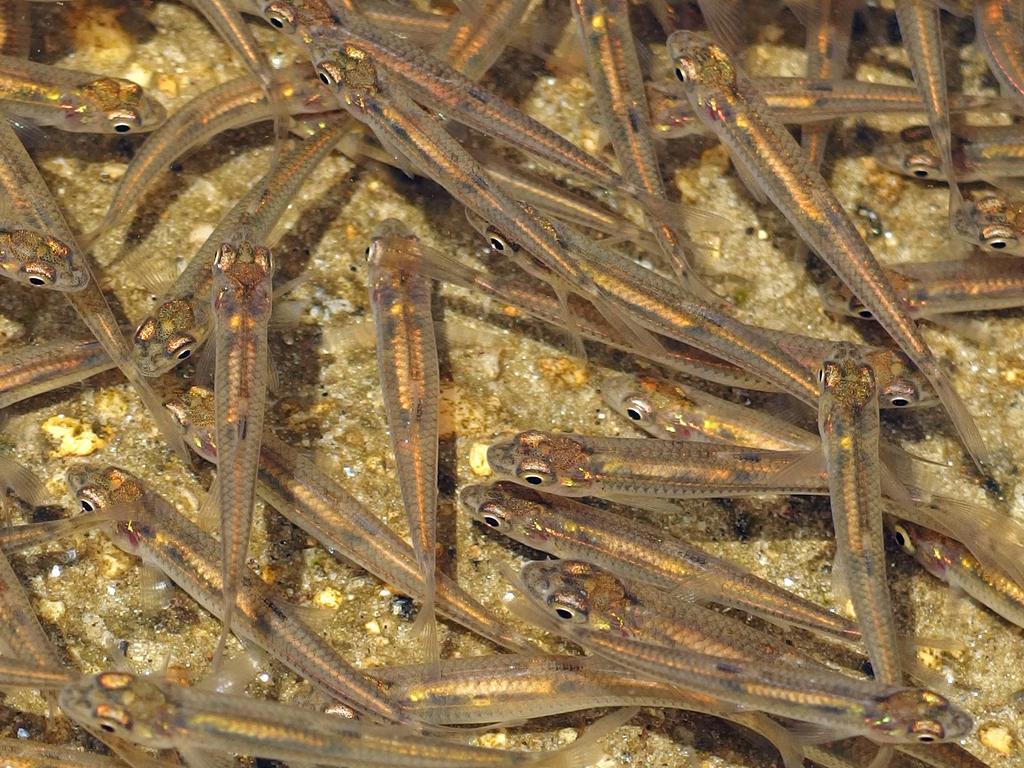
[179,746,238,768]
[0,455,46,508]
[195,644,266,694]
[731,712,806,768]
[603,494,682,514]
[697,0,745,54]
[590,293,666,359]
[727,144,770,205]
[768,447,826,487]
[868,745,895,768]
[830,549,853,613]
[138,564,174,615]
[533,707,638,768]
[193,341,216,391]
[410,595,441,668]
[926,370,990,471]
[925,314,993,345]
[196,478,220,534]
[785,721,858,745]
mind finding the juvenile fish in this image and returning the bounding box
[433,0,530,82]
[373,654,805,768]
[0,54,165,134]
[65,464,408,724]
[210,236,275,661]
[601,372,818,450]
[0,513,110,552]
[462,481,861,642]
[894,520,1024,630]
[367,220,441,662]
[0,336,115,409]
[515,559,971,745]
[974,0,1024,113]
[165,385,530,651]
[59,670,623,767]
[668,32,987,468]
[486,429,823,501]
[88,66,331,244]
[951,192,1024,256]
[820,256,1024,319]
[650,78,999,139]
[819,343,902,686]
[132,116,348,376]
[874,124,1024,184]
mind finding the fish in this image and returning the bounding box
[667,31,988,469]
[366,220,441,662]
[514,559,972,745]
[86,65,332,244]
[164,385,531,651]
[974,0,1024,113]
[209,236,275,662]
[0,336,115,409]
[874,123,1024,184]
[894,0,959,202]
[894,520,1024,630]
[432,0,531,82]
[131,115,348,376]
[0,54,165,134]
[485,429,823,500]
[819,256,1024,319]
[951,191,1024,256]
[0,513,111,552]
[461,481,861,642]
[601,372,818,449]
[570,0,702,291]
[650,77,1000,140]
[373,653,805,768]
[59,669,625,767]
[819,343,902,686]
[65,464,408,723]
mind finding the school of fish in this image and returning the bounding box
[3,0,1024,767]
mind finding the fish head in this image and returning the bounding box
[0,229,87,290]
[891,522,951,581]
[519,559,630,633]
[164,386,218,463]
[819,342,877,410]
[486,430,595,495]
[58,672,177,748]
[133,299,203,375]
[953,194,1023,255]
[67,77,163,135]
[873,130,943,181]
[667,31,739,103]
[868,688,973,744]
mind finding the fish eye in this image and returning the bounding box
[28,275,47,286]
[912,168,930,178]
[265,3,296,31]
[892,524,915,554]
[486,229,510,253]
[917,734,936,743]
[674,67,686,82]
[481,514,502,528]
[516,463,554,486]
[22,264,55,287]
[623,397,651,422]
[554,606,575,620]
[80,499,94,513]
[857,308,874,319]
[112,122,132,133]
[316,62,342,88]
[99,723,116,733]
[167,338,195,362]
[983,231,1016,250]
[817,367,825,383]
[889,396,910,407]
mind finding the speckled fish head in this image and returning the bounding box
[58,672,177,748]
[307,30,380,95]
[164,386,218,464]
[952,194,1024,255]
[666,31,739,115]
[212,240,275,302]
[860,348,935,409]
[486,431,595,494]
[0,229,87,290]
[601,373,693,439]
[65,465,153,554]
[65,77,166,134]
[868,688,973,744]
[891,521,951,582]
[817,276,867,320]
[872,128,943,181]
[133,298,203,375]
[462,481,552,544]
[518,559,631,633]
[819,342,877,410]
